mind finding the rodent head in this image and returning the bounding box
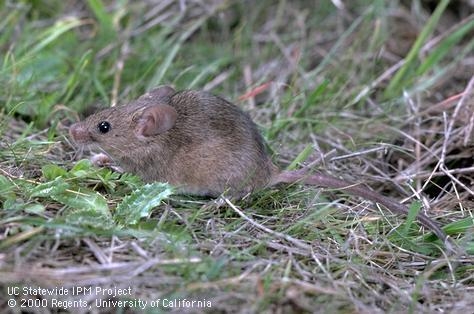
[69,86,177,158]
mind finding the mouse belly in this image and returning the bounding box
[127,159,272,198]
[166,165,272,198]
[117,141,274,198]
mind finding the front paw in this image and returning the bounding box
[90,153,124,173]
[90,153,112,166]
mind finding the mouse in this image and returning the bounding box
[69,86,448,243]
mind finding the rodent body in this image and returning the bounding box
[70,86,275,197]
[69,86,447,242]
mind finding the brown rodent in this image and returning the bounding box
[69,86,448,242]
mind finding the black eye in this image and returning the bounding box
[97,121,111,134]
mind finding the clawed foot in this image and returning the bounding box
[90,153,124,173]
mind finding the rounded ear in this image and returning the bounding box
[135,104,177,137]
[138,86,176,102]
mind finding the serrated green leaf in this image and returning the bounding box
[3,198,25,211]
[71,159,94,170]
[24,203,45,214]
[52,188,110,217]
[64,208,115,230]
[70,159,94,177]
[117,173,144,190]
[42,164,68,180]
[114,182,173,226]
[30,177,69,198]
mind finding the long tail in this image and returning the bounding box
[273,170,448,243]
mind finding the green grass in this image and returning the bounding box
[1,0,474,312]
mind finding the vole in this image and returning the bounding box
[69,86,448,243]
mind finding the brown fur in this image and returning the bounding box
[69,87,275,197]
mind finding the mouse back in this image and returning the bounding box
[158,90,276,196]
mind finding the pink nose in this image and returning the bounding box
[69,123,90,144]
